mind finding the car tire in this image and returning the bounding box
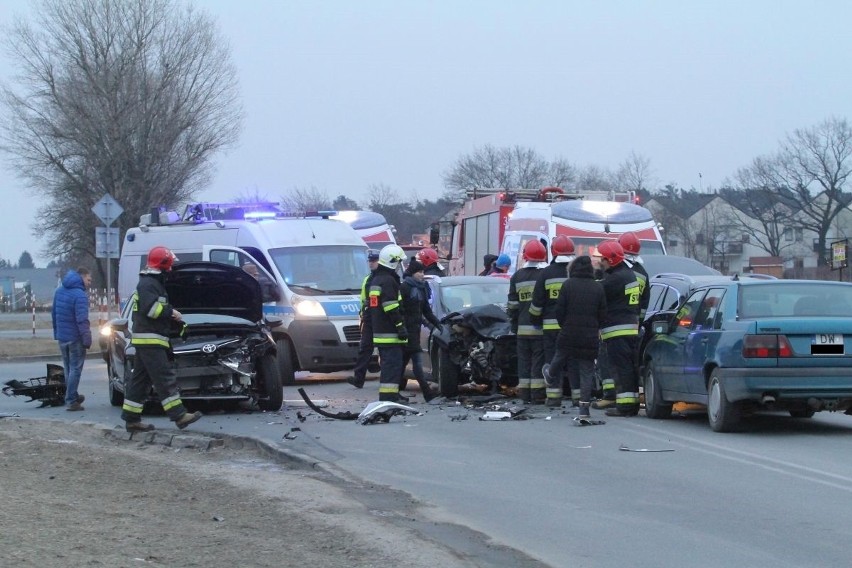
[642,361,672,419]
[108,361,124,407]
[257,353,283,411]
[707,369,741,432]
[275,338,296,386]
[436,347,460,398]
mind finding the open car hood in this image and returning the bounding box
[166,261,263,323]
[441,303,513,339]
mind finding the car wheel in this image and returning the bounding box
[275,338,296,386]
[108,361,124,407]
[642,361,672,419]
[436,347,460,398]
[257,353,283,411]
[707,369,740,432]
[789,408,815,419]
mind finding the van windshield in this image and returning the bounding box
[269,245,369,295]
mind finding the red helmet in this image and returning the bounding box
[416,247,439,267]
[146,246,178,271]
[551,235,575,257]
[522,240,547,262]
[597,240,624,266]
[618,232,641,256]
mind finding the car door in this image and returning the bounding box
[682,288,726,394]
[653,289,706,395]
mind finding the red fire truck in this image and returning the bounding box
[441,187,665,275]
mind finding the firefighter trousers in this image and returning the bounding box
[603,335,640,414]
[121,346,188,423]
[377,345,403,401]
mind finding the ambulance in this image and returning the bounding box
[331,210,396,249]
[118,202,369,385]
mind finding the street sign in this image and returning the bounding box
[92,193,124,227]
[95,227,120,259]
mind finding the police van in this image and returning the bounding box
[118,202,369,385]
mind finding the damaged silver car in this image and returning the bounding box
[100,261,284,411]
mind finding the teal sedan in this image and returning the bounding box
[642,278,852,432]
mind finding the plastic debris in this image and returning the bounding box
[479,411,512,421]
[357,401,420,425]
[574,417,606,426]
[618,444,674,452]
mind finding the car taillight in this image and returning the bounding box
[743,334,792,358]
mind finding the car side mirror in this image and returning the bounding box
[650,311,676,335]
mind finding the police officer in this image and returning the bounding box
[596,240,641,417]
[508,240,547,403]
[529,236,576,406]
[122,246,202,432]
[347,250,380,388]
[369,244,409,402]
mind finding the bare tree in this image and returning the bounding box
[442,144,569,202]
[366,183,399,210]
[574,164,617,194]
[754,117,852,265]
[0,0,243,283]
[280,186,332,211]
[615,151,656,193]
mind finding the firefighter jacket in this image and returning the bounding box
[626,259,650,321]
[553,257,606,360]
[529,259,570,331]
[130,271,176,349]
[508,264,543,337]
[600,262,640,341]
[368,265,407,345]
[400,275,440,354]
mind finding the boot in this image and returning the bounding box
[578,402,591,418]
[175,411,203,429]
[125,421,155,433]
[347,375,365,388]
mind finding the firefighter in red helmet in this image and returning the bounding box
[595,240,641,417]
[415,247,445,277]
[508,240,547,403]
[121,246,202,432]
[529,235,576,406]
[617,232,650,321]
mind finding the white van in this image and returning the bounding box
[118,202,370,385]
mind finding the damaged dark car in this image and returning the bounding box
[100,261,284,411]
[429,303,518,397]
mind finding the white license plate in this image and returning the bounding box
[812,334,844,355]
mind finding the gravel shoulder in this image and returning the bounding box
[0,418,485,568]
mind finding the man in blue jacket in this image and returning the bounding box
[52,267,92,411]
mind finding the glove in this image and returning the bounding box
[397,327,409,341]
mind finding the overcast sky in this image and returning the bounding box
[2,0,851,266]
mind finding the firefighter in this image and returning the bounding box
[369,244,409,402]
[415,247,446,277]
[347,250,381,388]
[596,240,641,417]
[618,232,650,321]
[529,235,576,406]
[121,246,202,432]
[508,240,547,403]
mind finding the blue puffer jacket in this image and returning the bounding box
[52,271,92,348]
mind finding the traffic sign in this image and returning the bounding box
[92,193,124,226]
[95,227,120,259]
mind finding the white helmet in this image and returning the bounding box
[378,244,405,270]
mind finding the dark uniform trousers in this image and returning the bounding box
[351,316,374,383]
[377,345,403,401]
[121,346,188,423]
[605,335,640,414]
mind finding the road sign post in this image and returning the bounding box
[92,194,124,319]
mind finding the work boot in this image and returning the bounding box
[125,421,155,433]
[66,401,84,411]
[578,402,591,418]
[175,411,203,429]
[604,407,638,417]
[395,393,410,404]
[422,386,439,403]
[347,376,365,389]
[592,398,615,409]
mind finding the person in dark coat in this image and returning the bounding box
[398,259,441,401]
[542,256,607,418]
[52,267,92,410]
[478,254,498,276]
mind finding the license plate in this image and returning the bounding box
[812,333,844,355]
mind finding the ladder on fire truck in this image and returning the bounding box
[465,186,636,204]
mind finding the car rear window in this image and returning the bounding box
[740,283,852,318]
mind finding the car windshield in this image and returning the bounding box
[570,237,665,258]
[740,283,852,318]
[441,281,509,312]
[268,245,369,295]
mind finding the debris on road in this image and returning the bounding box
[618,444,674,452]
[297,388,359,420]
[2,364,66,407]
[357,401,420,425]
[573,417,606,426]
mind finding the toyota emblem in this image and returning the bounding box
[201,343,217,353]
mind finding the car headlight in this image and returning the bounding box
[293,296,326,317]
[99,325,112,337]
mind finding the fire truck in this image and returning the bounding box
[441,187,665,275]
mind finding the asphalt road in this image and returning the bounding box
[3,359,852,568]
